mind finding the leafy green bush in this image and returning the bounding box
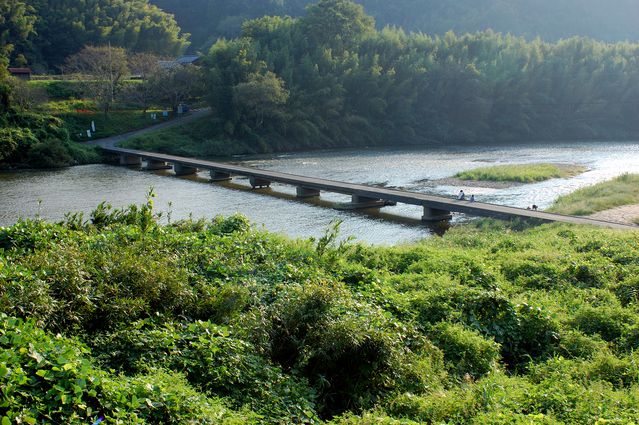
[429,322,501,379]
[93,320,315,423]
[571,305,635,343]
[2,202,639,423]
[249,282,442,417]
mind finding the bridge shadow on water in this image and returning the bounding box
[145,167,452,236]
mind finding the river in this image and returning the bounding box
[2,141,639,245]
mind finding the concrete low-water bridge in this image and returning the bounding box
[103,145,636,230]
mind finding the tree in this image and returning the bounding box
[65,46,129,116]
[303,0,375,52]
[156,64,203,112]
[4,0,189,70]
[125,52,163,114]
[233,71,289,128]
[0,0,36,64]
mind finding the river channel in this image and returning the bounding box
[2,141,639,245]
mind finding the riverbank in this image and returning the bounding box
[550,173,639,216]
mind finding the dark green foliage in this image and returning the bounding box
[429,322,501,379]
[0,111,100,168]
[4,0,189,70]
[0,314,251,424]
[3,202,639,423]
[134,2,639,159]
[151,0,639,49]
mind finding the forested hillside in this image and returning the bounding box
[151,0,639,51]
[1,0,189,70]
[178,0,639,156]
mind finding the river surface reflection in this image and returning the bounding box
[2,141,638,245]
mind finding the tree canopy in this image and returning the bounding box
[1,0,189,70]
[202,0,639,153]
[151,0,639,51]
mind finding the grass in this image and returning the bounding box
[60,109,174,142]
[550,173,639,216]
[36,100,174,141]
[122,116,256,158]
[455,163,587,183]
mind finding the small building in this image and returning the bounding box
[158,55,202,70]
[8,67,32,80]
[176,55,202,66]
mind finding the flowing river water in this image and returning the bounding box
[2,141,639,245]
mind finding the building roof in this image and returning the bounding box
[176,55,201,65]
[158,60,181,70]
[8,67,32,74]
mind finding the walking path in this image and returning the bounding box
[87,108,211,148]
[589,204,639,225]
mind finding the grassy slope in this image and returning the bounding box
[121,116,257,158]
[2,201,639,423]
[455,163,587,183]
[550,173,639,215]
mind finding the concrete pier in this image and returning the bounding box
[338,194,386,210]
[296,187,321,198]
[145,160,171,170]
[250,176,271,188]
[210,170,233,181]
[119,154,142,166]
[173,164,198,176]
[422,206,453,222]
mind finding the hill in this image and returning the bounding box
[150,0,639,51]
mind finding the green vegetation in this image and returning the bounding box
[151,0,639,50]
[122,116,256,157]
[3,0,188,70]
[2,198,639,422]
[157,1,639,158]
[550,173,639,216]
[455,163,587,183]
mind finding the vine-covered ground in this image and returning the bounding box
[1,199,639,424]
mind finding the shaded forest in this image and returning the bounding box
[199,0,639,153]
[1,0,189,70]
[151,0,639,52]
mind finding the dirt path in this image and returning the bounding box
[87,108,211,148]
[588,204,639,226]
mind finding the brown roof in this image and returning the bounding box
[8,68,32,74]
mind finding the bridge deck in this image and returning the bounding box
[103,146,637,230]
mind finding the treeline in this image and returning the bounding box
[0,0,189,70]
[201,0,639,152]
[151,0,639,50]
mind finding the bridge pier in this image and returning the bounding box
[422,206,452,222]
[210,170,233,181]
[173,164,198,176]
[250,176,271,188]
[119,154,142,166]
[144,160,171,170]
[338,194,386,210]
[296,187,320,198]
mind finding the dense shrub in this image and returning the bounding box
[2,204,639,423]
[429,322,501,379]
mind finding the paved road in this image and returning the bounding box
[103,145,639,231]
[88,108,212,148]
